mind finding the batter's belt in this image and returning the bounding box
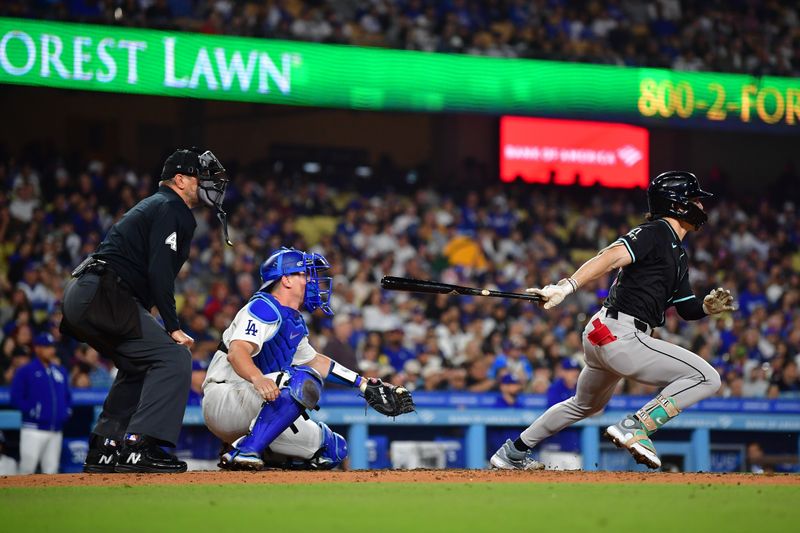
[603,308,652,335]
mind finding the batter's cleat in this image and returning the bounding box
[114,434,188,473]
[604,416,661,469]
[219,449,264,471]
[83,438,119,473]
[490,439,545,471]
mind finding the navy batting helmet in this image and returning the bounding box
[647,171,713,229]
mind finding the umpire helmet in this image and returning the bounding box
[162,147,233,245]
[259,247,334,316]
[161,147,228,210]
[647,171,713,229]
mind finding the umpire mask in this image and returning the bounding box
[161,148,233,246]
[198,150,233,247]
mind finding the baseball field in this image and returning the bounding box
[1,471,797,532]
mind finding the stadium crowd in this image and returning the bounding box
[2,0,799,77]
[1,153,799,405]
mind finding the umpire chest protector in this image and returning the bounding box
[250,292,309,374]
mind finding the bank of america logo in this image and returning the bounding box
[617,145,643,167]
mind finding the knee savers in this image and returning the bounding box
[287,365,323,409]
[312,421,347,469]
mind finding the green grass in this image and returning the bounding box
[2,483,798,532]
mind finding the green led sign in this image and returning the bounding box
[1,17,798,128]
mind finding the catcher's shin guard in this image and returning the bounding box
[237,367,323,456]
[312,421,347,469]
[236,388,305,456]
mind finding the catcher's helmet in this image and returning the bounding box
[647,171,713,229]
[259,247,333,316]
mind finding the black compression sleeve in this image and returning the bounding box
[675,297,706,321]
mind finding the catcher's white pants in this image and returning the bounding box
[19,427,62,474]
[202,372,322,460]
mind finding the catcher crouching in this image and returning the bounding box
[202,247,414,470]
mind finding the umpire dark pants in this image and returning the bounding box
[62,273,191,447]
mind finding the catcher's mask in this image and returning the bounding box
[647,170,713,230]
[259,247,334,316]
[161,147,232,246]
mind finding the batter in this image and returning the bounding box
[491,171,735,470]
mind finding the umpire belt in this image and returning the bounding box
[73,258,133,293]
[603,308,652,336]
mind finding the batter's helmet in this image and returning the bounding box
[259,247,334,316]
[647,171,713,229]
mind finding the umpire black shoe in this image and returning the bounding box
[114,434,188,474]
[83,438,120,473]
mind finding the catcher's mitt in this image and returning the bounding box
[363,378,415,417]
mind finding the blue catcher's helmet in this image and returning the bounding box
[259,247,334,316]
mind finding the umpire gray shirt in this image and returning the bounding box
[94,185,196,333]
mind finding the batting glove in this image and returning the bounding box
[702,287,736,315]
[526,278,576,310]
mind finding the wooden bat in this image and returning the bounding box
[380,276,543,302]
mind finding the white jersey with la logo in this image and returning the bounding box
[202,295,321,457]
[204,299,316,386]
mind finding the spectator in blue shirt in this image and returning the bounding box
[489,339,533,383]
[187,359,208,406]
[381,325,416,372]
[738,279,770,317]
[10,333,72,474]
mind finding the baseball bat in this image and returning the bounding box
[380,276,543,302]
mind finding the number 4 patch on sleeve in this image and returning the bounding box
[165,232,177,251]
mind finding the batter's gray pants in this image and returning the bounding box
[62,273,192,446]
[520,308,721,447]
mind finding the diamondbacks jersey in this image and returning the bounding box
[604,218,696,327]
[204,292,316,385]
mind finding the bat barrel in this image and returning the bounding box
[380,276,541,302]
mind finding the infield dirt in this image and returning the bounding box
[2,469,797,488]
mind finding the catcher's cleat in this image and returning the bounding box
[490,439,545,471]
[604,416,661,469]
[219,449,264,471]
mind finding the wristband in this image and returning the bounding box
[567,277,579,293]
[326,360,364,389]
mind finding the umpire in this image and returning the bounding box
[61,148,230,473]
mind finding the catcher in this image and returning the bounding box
[202,247,414,470]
